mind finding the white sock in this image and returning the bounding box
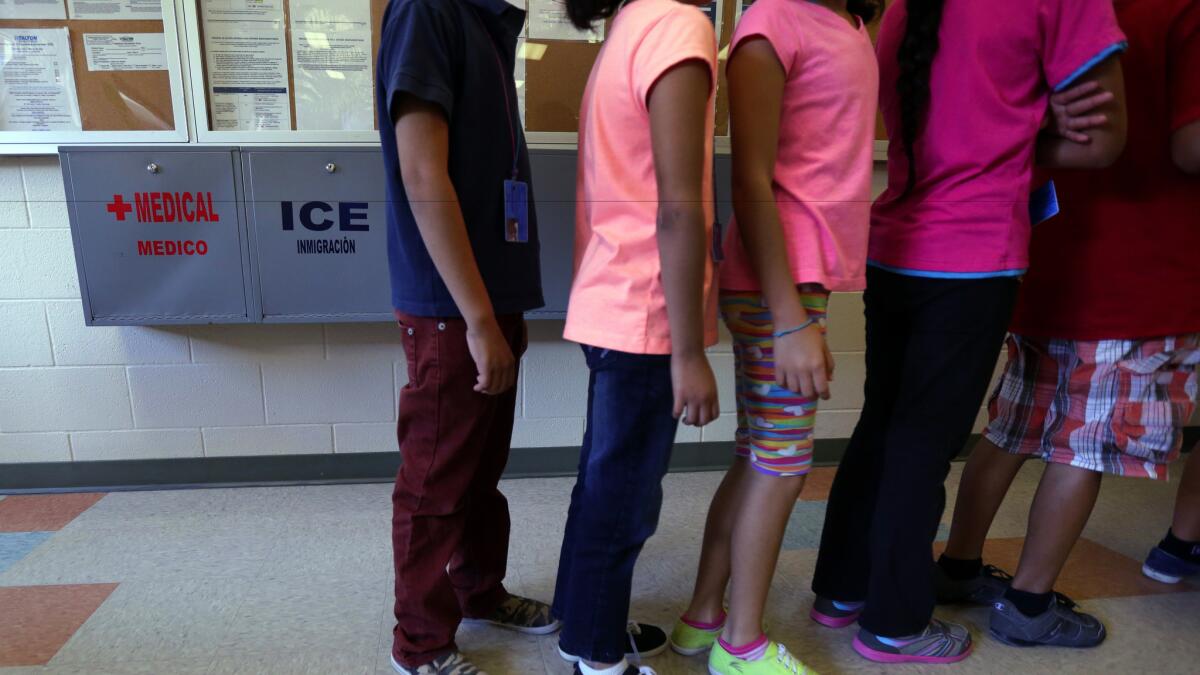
[579,659,629,675]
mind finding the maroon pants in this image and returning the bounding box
[391,312,527,668]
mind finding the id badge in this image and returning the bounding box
[1029,180,1060,226]
[504,179,530,243]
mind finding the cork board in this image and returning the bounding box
[525,2,739,135]
[195,0,387,132]
[0,17,175,132]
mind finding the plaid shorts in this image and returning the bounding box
[985,333,1200,480]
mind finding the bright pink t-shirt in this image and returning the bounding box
[869,0,1127,276]
[720,0,879,293]
[563,0,719,355]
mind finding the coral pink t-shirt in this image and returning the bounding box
[563,0,719,355]
[720,0,878,293]
[870,0,1126,276]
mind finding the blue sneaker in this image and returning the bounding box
[1143,544,1200,584]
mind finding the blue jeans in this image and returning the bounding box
[551,345,680,663]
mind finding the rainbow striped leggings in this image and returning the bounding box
[721,290,830,478]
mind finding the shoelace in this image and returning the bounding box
[775,644,803,674]
[626,621,643,663]
[1053,591,1078,609]
[983,565,1014,583]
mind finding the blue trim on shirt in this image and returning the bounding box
[867,260,1026,279]
[1054,41,1129,92]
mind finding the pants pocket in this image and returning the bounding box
[1113,349,1199,462]
[397,317,418,389]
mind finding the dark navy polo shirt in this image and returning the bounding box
[376,0,544,317]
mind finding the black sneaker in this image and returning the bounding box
[990,593,1106,648]
[572,664,657,675]
[936,564,1013,606]
[558,622,669,663]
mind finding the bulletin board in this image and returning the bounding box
[0,0,189,152]
[185,0,386,144]
[523,0,886,146]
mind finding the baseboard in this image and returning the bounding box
[3,428,1196,494]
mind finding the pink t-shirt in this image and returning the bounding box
[720,0,879,293]
[870,0,1127,276]
[563,0,719,355]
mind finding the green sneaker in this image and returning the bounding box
[708,640,815,675]
[670,616,724,656]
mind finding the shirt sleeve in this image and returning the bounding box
[1038,0,1128,91]
[379,0,459,123]
[631,7,718,111]
[728,1,800,73]
[1168,0,1200,131]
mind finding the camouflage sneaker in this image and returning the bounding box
[463,594,561,635]
[852,620,973,664]
[990,593,1106,648]
[935,564,1013,606]
[391,652,487,675]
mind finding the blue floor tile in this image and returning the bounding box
[783,502,949,551]
[0,531,53,574]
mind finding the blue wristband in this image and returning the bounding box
[773,318,817,340]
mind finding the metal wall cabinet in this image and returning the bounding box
[61,146,717,325]
[527,149,576,319]
[242,148,392,322]
[61,146,255,325]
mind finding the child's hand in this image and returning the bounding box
[774,325,833,400]
[466,318,516,395]
[671,352,720,427]
[1045,81,1115,144]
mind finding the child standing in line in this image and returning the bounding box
[552,1,722,674]
[938,0,1200,648]
[668,1,880,673]
[811,0,1128,664]
[377,0,560,673]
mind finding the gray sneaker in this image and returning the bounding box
[936,564,1012,606]
[391,652,487,675]
[852,619,973,664]
[989,594,1106,648]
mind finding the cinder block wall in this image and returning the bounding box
[1,156,1008,466]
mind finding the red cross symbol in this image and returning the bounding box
[106,194,133,221]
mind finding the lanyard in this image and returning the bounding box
[469,7,521,180]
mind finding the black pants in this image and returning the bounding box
[812,266,1019,637]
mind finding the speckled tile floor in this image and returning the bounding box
[1,461,1198,674]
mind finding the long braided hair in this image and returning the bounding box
[895,0,945,197]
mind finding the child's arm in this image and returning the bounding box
[394,94,516,395]
[1037,56,1128,169]
[728,38,831,400]
[1172,121,1200,174]
[649,60,720,427]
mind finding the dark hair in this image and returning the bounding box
[895,0,945,197]
[848,0,883,24]
[566,0,623,30]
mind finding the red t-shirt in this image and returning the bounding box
[1010,0,1200,340]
